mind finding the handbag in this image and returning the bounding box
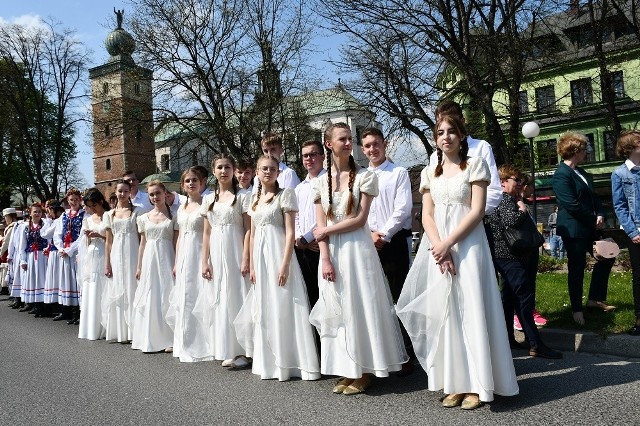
[503,215,545,257]
[593,238,620,261]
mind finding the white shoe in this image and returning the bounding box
[221,359,235,367]
[231,355,251,368]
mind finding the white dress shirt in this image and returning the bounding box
[367,159,413,242]
[130,190,153,213]
[429,135,502,215]
[169,192,187,217]
[252,161,301,193]
[295,169,326,242]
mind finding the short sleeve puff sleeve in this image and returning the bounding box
[468,157,491,184]
[199,193,214,217]
[311,176,323,202]
[419,166,431,194]
[136,215,146,234]
[247,194,257,217]
[359,169,379,197]
[280,188,298,213]
[239,190,251,214]
[172,216,179,231]
[103,211,112,229]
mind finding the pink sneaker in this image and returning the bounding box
[513,315,523,331]
[533,310,548,327]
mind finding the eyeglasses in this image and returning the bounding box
[259,166,278,173]
[506,177,522,184]
[302,152,322,159]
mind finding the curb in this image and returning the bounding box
[517,328,640,359]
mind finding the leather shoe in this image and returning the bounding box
[586,300,616,312]
[332,377,355,394]
[509,339,530,350]
[461,394,482,410]
[442,393,464,408]
[19,304,32,312]
[629,325,640,336]
[342,375,371,395]
[396,361,415,377]
[529,343,563,359]
[52,313,66,321]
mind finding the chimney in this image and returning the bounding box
[568,0,580,15]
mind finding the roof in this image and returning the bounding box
[288,85,369,117]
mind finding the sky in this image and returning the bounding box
[0,1,427,186]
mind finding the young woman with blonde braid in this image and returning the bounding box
[310,122,408,395]
[201,154,252,368]
[234,155,319,381]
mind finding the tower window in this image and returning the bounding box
[136,124,142,144]
[161,154,170,171]
[105,124,110,137]
[134,82,141,95]
[102,101,110,113]
[106,159,111,170]
[102,82,109,94]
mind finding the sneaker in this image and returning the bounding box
[533,310,548,327]
[513,315,523,331]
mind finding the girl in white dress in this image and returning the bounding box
[19,203,48,314]
[131,180,177,353]
[41,201,65,318]
[396,115,519,410]
[201,154,251,367]
[104,181,141,342]
[234,155,320,381]
[77,189,109,341]
[310,123,408,395]
[53,189,85,324]
[166,166,210,362]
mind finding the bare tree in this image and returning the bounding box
[0,19,88,200]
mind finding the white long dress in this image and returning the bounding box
[396,157,519,402]
[78,216,107,341]
[234,189,320,381]
[41,218,62,304]
[131,214,176,353]
[198,190,251,361]
[19,221,49,303]
[102,208,141,342]
[309,169,408,378]
[9,222,27,298]
[53,209,85,306]
[165,204,211,362]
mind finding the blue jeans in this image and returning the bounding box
[549,234,564,259]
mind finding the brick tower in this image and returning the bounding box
[89,10,155,196]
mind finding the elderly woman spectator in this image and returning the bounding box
[552,131,615,325]
[611,130,640,336]
[487,165,561,359]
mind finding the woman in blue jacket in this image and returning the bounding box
[611,130,640,336]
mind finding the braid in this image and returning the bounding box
[459,136,469,171]
[266,182,280,205]
[165,202,173,220]
[326,149,334,220]
[128,199,134,213]
[435,148,444,177]
[252,181,262,211]
[231,176,239,207]
[345,155,356,216]
[208,182,219,212]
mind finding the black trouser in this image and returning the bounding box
[562,236,615,312]
[626,235,640,320]
[377,229,415,359]
[495,255,541,346]
[295,247,320,349]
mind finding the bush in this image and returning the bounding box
[537,254,565,272]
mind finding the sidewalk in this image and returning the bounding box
[517,328,640,359]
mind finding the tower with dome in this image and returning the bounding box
[89,9,155,195]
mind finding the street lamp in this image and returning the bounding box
[522,121,540,224]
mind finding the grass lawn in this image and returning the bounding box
[535,271,636,335]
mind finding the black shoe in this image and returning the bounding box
[529,343,563,359]
[509,339,530,350]
[13,303,25,310]
[629,325,640,336]
[19,304,32,312]
[0,287,9,295]
[52,313,66,321]
[396,360,415,377]
[8,300,17,308]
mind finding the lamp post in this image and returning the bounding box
[522,121,540,224]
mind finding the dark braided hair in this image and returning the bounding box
[323,122,355,219]
[252,155,280,211]
[208,154,240,212]
[433,114,469,177]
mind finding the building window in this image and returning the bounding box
[603,131,618,160]
[518,91,529,114]
[602,71,625,100]
[136,124,142,144]
[537,139,558,167]
[102,82,109,95]
[102,101,110,113]
[104,124,110,137]
[134,82,141,95]
[535,85,555,113]
[106,159,111,170]
[160,154,170,171]
[570,78,593,107]
[585,133,596,163]
[191,151,198,166]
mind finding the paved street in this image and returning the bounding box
[1,297,639,425]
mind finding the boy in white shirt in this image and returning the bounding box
[252,133,300,192]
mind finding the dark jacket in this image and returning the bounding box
[487,192,528,259]
[552,162,604,240]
